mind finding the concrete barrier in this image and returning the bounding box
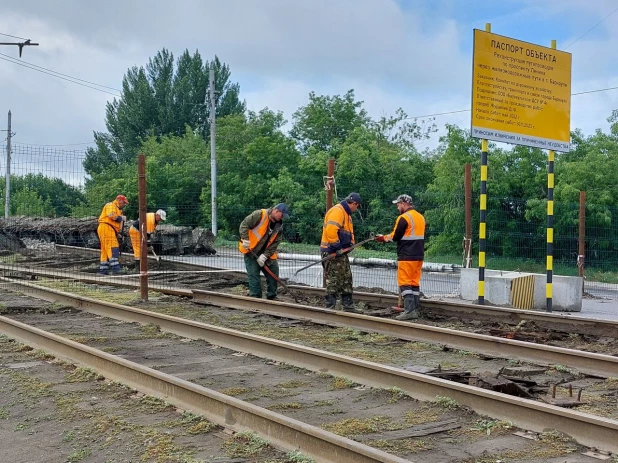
[460,268,582,312]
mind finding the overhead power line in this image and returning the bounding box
[0,32,29,40]
[563,5,618,50]
[0,53,121,96]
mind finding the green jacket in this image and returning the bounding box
[239,208,283,258]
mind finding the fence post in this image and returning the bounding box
[138,154,148,301]
[578,191,585,284]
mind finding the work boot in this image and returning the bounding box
[395,295,419,321]
[325,294,337,309]
[341,293,363,314]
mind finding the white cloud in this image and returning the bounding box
[1,0,617,160]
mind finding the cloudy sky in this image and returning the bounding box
[1,0,618,160]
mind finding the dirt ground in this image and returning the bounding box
[1,288,617,462]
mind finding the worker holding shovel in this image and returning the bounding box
[376,194,425,321]
[239,203,289,300]
[320,193,364,313]
[129,209,166,271]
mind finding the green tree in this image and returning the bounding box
[11,188,54,217]
[205,110,301,236]
[290,89,369,155]
[84,51,245,176]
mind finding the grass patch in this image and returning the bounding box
[267,402,304,410]
[430,396,459,410]
[321,416,400,437]
[134,395,174,414]
[329,376,354,390]
[0,407,9,419]
[219,387,249,396]
[67,448,91,462]
[223,431,271,458]
[65,367,103,383]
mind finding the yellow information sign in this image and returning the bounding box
[471,29,572,151]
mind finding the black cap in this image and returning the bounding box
[274,203,290,219]
[346,192,362,204]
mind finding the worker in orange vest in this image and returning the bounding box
[128,209,167,271]
[320,193,362,313]
[238,203,289,300]
[376,194,425,320]
[97,195,129,275]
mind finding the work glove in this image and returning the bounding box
[375,234,385,242]
[383,234,393,242]
[257,254,268,267]
[120,215,126,222]
[241,239,251,250]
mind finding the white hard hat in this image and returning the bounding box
[156,209,167,221]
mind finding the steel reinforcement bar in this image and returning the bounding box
[1,279,617,453]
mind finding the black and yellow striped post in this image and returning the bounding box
[477,22,491,306]
[546,39,557,313]
[478,138,488,304]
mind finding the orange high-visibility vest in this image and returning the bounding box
[238,209,279,259]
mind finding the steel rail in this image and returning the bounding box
[289,285,618,338]
[191,289,618,378]
[2,267,618,377]
[7,251,618,338]
[1,279,617,452]
[0,316,408,463]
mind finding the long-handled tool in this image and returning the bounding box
[293,235,376,276]
[148,245,161,268]
[248,249,299,302]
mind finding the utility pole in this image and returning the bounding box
[209,66,217,236]
[5,110,11,219]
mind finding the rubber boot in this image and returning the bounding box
[342,293,363,314]
[395,294,419,320]
[325,294,337,309]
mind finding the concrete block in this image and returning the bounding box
[459,268,582,312]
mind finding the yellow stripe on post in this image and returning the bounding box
[480,165,488,181]
[547,228,553,243]
[480,194,486,210]
[548,173,554,189]
[479,252,486,267]
[479,222,486,239]
[547,201,554,216]
[546,283,553,298]
[478,280,485,297]
[482,139,488,151]
[546,255,553,271]
[548,150,555,162]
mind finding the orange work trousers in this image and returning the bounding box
[97,223,120,273]
[397,260,422,296]
[128,226,143,259]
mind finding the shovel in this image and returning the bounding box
[148,245,161,268]
[248,249,300,303]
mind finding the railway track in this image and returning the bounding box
[1,277,617,455]
[3,265,618,379]
[5,247,618,339]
